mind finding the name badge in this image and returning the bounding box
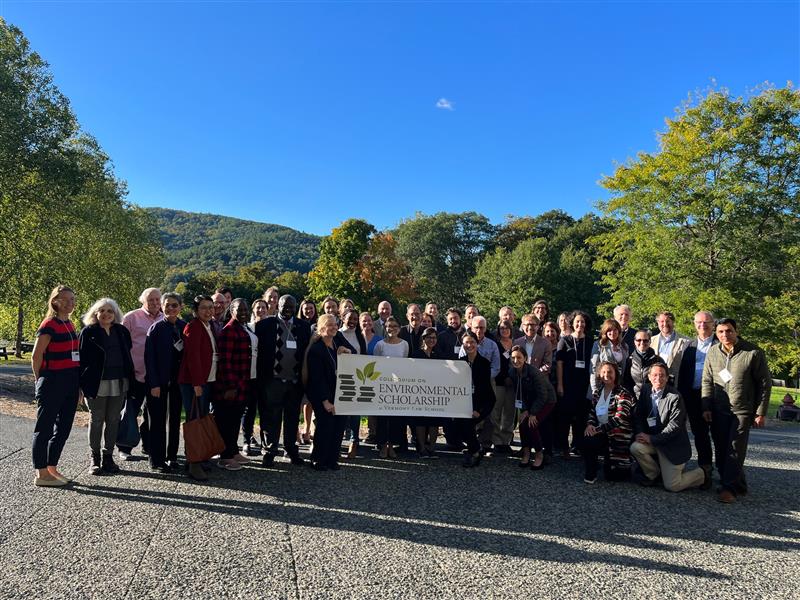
[515,399,523,409]
[575,360,585,369]
[647,416,657,427]
[286,340,297,350]
[596,405,609,418]
[719,368,733,383]
[503,351,511,359]
[455,345,461,355]
[173,339,184,351]
[71,351,80,362]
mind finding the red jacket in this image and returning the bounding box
[178,318,214,387]
[216,319,253,401]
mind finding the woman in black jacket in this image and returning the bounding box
[510,345,556,470]
[79,298,134,475]
[459,330,495,468]
[305,314,351,471]
[144,292,186,472]
[411,327,441,457]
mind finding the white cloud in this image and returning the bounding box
[436,98,454,111]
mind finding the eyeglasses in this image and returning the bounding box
[634,338,650,343]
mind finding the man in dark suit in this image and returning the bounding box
[677,310,716,484]
[255,295,311,467]
[631,362,706,492]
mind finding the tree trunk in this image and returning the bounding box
[15,298,24,358]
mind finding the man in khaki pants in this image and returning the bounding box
[631,362,707,492]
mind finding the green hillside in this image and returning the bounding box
[148,207,320,278]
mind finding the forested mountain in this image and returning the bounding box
[147,207,321,278]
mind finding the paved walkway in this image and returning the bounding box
[0,412,798,599]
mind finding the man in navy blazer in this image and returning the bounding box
[677,311,716,481]
[255,295,311,466]
[631,362,706,492]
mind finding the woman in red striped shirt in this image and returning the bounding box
[31,285,81,487]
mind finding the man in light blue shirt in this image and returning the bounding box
[459,315,500,378]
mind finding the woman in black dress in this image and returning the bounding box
[411,327,441,457]
[555,310,593,458]
[459,331,495,468]
[305,314,350,471]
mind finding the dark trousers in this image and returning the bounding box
[312,407,346,467]
[711,406,751,493]
[117,379,150,454]
[263,379,302,457]
[443,419,463,447]
[555,393,587,452]
[456,417,483,455]
[582,433,611,480]
[146,381,182,466]
[215,398,246,459]
[241,380,265,443]
[32,370,79,469]
[376,416,403,446]
[519,403,554,451]
[684,388,713,467]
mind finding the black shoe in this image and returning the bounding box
[149,462,166,472]
[494,444,512,455]
[166,460,180,470]
[639,475,659,487]
[102,454,120,474]
[90,453,103,476]
[262,454,275,468]
[311,463,328,472]
[462,453,474,468]
[288,454,305,466]
[700,466,712,490]
[328,462,340,471]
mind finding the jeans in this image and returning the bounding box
[180,383,210,421]
[32,370,79,469]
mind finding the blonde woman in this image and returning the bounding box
[79,298,134,475]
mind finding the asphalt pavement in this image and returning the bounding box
[0,412,798,600]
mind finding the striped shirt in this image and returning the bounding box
[37,318,79,372]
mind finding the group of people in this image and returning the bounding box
[31,285,772,504]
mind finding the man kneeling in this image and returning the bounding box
[631,362,707,492]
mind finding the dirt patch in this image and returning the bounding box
[0,393,90,427]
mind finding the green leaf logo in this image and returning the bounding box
[358,361,381,384]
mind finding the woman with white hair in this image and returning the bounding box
[79,297,134,475]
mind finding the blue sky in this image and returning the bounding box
[3,1,798,236]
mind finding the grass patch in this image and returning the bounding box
[771,386,799,416]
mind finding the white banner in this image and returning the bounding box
[334,354,472,418]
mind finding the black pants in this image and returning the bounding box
[684,388,713,467]
[456,417,483,455]
[117,379,150,454]
[555,392,587,452]
[582,433,630,481]
[215,399,246,459]
[146,381,182,466]
[376,416,403,446]
[312,407,346,467]
[443,418,463,447]
[263,379,302,457]
[32,370,79,469]
[711,406,750,493]
[241,380,265,444]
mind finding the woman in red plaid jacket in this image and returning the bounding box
[215,298,257,471]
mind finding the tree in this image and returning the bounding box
[0,19,164,351]
[307,219,376,308]
[356,232,417,310]
[470,214,610,326]
[591,85,800,336]
[394,212,496,309]
[493,210,575,251]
